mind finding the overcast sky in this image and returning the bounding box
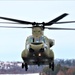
[0,1,75,62]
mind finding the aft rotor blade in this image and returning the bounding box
[0,16,34,24]
[45,27,75,30]
[0,26,32,28]
[45,13,68,26]
[55,21,75,24]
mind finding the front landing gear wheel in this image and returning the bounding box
[22,63,25,69]
[38,64,40,66]
[25,63,28,71]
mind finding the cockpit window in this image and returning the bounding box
[34,36,45,43]
[40,36,45,43]
[27,36,46,44]
[35,38,40,43]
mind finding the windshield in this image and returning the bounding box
[27,36,45,43]
[33,36,45,43]
[26,36,47,49]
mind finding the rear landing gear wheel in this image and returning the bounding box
[25,63,28,71]
[49,62,54,71]
[51,62,54,71]
[21,63,28,71]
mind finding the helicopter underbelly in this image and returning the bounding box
[27,58,52,65]
[22,50,54,65]
[23,55,53,65]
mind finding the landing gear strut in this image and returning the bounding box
[22,63,28,71]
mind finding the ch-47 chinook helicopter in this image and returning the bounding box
[0,13,75,71]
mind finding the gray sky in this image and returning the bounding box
[0,1,75,61]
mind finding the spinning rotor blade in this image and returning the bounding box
[45,13,68,26]
[0,22,22,24]
[1,13,75,27]
[0,26,32,28]
[54,21,75,24]
[0,13,68,26]
[0,16,34,24]
[0,21,75,25]
[46,27,75,30]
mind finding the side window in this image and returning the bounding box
[26,37,31,45]
[29,37,33,43]
[27,37,32,43]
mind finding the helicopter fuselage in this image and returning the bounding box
[21,27,54,71]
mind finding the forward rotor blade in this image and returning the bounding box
[45,13,68,26]
[45,27,75,30]
[0,21,75,25]
[0,17,34,24]
[0,22,21,24]
[0,26,32,28]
